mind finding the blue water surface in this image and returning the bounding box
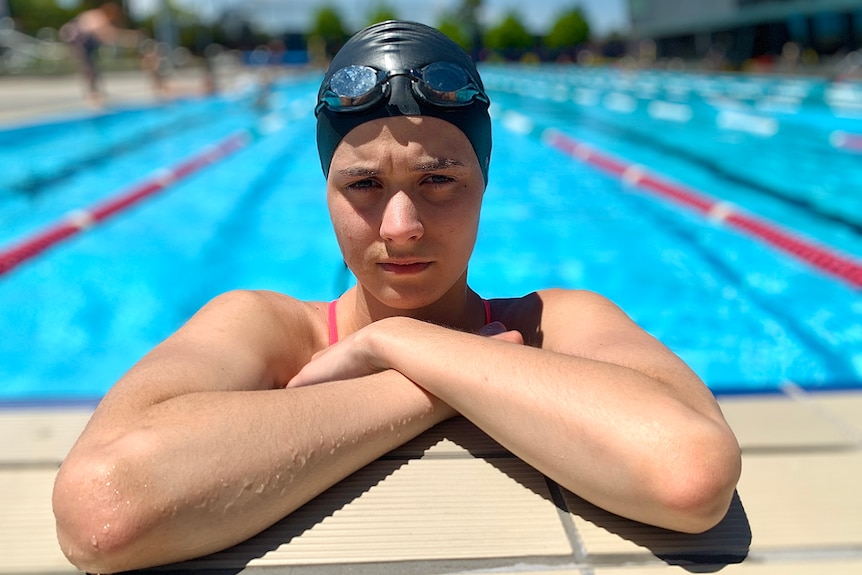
[1,66,861,402]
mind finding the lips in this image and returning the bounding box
[379,260,432,275]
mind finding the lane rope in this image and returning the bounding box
[0,130,252,276]
[542,127,862,289]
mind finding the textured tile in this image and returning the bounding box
[737,451,862,550]
[718,395,854,450]
[806,390,862,439]
[564,451,862,564]
[389,416,511,458]
[562,490,750,569]
[595,558,862,574]
[0,408,92,464]
[179,456,574,570]
[0,469,76,574]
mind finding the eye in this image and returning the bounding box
[339,177,383,208]
[423,174,455,185]
[346,178,379,191]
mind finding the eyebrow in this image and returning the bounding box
[414,158,465,172]
[335,158,466,178]
[336,167,379,178]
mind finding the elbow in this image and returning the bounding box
[653,427,742,534]
[52,444,157,573]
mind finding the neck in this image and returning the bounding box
[342,275,486,335]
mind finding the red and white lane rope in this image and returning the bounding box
[830,130,862,152]
[0,130,252,277]
[542,128,862,289]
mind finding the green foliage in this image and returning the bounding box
[458,0,482,21]
[457,0,482,54]
[309,5,348,57]
[365,3,399,27]
[8,0,77,35]
[310,5,347,39]
[436,14,471,52]
[483,12,534,52]
[545,7,590,49]
[435,0,482,55]
[434,0,483,55]
[7,0,599,62]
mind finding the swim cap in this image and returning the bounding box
[315,20,492,184]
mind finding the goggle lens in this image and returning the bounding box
[317,62,487,114]
[330,65,378,100]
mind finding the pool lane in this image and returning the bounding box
[0,69,860,401]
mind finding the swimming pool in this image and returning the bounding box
[1,66,861,403]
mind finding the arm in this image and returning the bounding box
[289,289,741,533]
[53,290,453,574]
[79,10,142,47]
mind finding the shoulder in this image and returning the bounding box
[490,288,638,350]
[187,289,330,349]
[167,290,331,387]
[491,288,623,322]
[207,289,325,316]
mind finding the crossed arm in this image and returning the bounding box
[290,288,741,533]
[53,288,740,574]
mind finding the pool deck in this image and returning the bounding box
[2,69,862,575]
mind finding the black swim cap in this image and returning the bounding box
[315,20,492,184]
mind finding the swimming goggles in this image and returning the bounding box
[316,62,489,114]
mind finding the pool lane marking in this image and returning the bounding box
[9,108,223,195]
[0,130,252,277]
[540,126,862,289]
[830,130,862,152]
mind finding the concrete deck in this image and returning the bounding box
[1,69,861,575]
[0,64,252,129]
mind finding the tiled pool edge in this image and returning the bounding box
[2,391,862,575]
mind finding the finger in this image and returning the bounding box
[478,321,507,336]
[490,329,524,345]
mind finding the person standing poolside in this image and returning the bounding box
[52,20,742,574]
[60,2,142,107]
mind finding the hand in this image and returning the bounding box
[479,321,525,345]
[286,326,381,388]
[287,319,524,389]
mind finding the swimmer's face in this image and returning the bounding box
[327,116,485,310]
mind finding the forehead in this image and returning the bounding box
[334,116,477,163]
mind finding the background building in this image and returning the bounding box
[628,0,862,67]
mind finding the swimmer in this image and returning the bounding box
[52,21,741,574]
[60,2,143,107]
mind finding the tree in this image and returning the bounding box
[365,2,399,27]
[8,0,77,35]
[545,7,590,51]
[309,5,348,58]
[436,14,471,53]
[483,11,534,58]
[458,0,483,59]
[435,0,482,57]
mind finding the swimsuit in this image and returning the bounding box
[327,298,492,345]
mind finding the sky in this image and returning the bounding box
[125,0,630,37]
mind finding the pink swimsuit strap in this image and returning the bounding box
[327,298,492,346]
[328,299,340,346]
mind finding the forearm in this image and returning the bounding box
[372,319,740,532]
[54,373,451,573]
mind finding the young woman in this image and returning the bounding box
[53,20,741,574]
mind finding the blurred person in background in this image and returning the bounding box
[140,38,171,98]
[60,2,143,106]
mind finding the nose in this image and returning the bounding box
[379,191,424,245]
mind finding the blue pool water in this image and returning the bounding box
[1,66,861,402]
